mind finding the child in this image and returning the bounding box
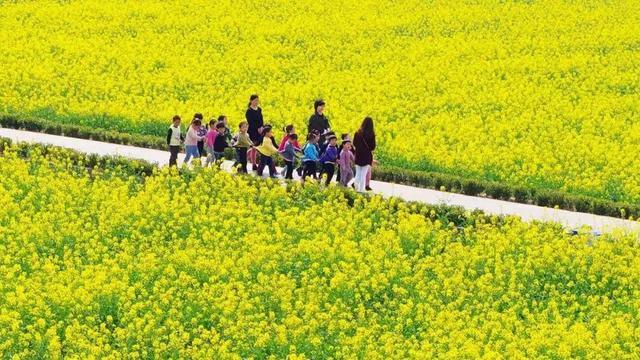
[231,121,252,173]
[279,124,301,176]
[184,119,205,164]
[217,115,233,143]
[166,115,183,167]
[256,125,279,178]
[319,135,338,185]
[301,133,320,181]
[278,124,301,151]
[337,140,355,187]
[335,133,351,183]
[213,122,229,162]
[279,133,299,179]
[194,113,207,158]
[205,119,218,167]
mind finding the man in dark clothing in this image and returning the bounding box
[307,99,331,143]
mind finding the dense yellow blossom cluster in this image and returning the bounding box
[1,147,639,358]
[1,1,640,201]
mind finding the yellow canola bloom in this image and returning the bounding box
[1,0,640,201]
[0,148,639,358]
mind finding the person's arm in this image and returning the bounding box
[166,128,172,145]
[307,115,315,134]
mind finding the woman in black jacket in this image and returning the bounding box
[245,94,263,172]
[352,117,376,192]
[307,99,330,144]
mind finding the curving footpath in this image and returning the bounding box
[1,127,638,234]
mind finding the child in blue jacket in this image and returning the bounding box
[302,133,320,181]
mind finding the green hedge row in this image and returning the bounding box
[373,165,640,219]
[2,115,638,219]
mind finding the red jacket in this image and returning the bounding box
[278,134,301,152]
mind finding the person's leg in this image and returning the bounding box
[346,169,354,187]
[248,147,257,170]
[366,166,372,190]
[310,162,318,179]
[323,163,335,185]
[205,146,213,166]
[183,145,193,164]
[169,146,179,166]
[257,155,266,176]
[354,165,365,192]
[267,157,276,177]
[268,157,277,177]
[197,141,204,158]
[239,148,248,173]
[285,161,293,179]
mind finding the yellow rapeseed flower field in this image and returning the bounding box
[1,1,640,201]
[0,147,639,358]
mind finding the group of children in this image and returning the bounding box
[167,113,363,188]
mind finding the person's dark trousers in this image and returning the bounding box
[234,147,248,173]
[257,156,276,177]
[169,145,180,166]
[197,140,205,157]
[302,161,317,180]
[321,163,335,185]
[335,166,341,183]
[284,160,294,179]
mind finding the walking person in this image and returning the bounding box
[217,115,233,142]
[301,133,320,182]
[166,115,183,167]
[279,124,301,176]
[319,135,339,185]
[279,133,299,180]
[337,139,355,187]
[231,121,252,173]
[205,119,218,167]
[256,125,279,178]
[184,119,205,165]
[245,94,264,172]
[352,117,376,192]
[307,99,331,144]
[193,113,207,158]
[213,122,230,162]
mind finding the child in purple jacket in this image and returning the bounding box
[318,135,338,185]
[337,140,355,187]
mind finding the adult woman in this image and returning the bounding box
[352,117,376,192]
[245,94,264,172]
[307,99,330,144]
